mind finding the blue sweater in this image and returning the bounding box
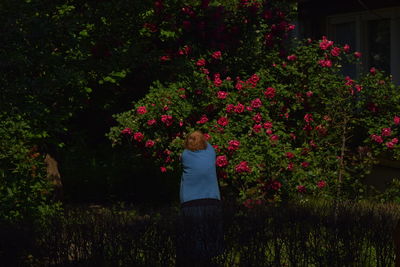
[180,142,221,203]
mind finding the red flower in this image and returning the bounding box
[234,103,245,113]
[317,180,326,189]
[235,80,245,90]
[226,104,235,113]
[371,134,383,143]
[319,59,332,67]
[213,73,223,87]
[252,113,263,123]
[216,155,228,167]
[133,132,144,142]
[285,152,295,159]
[196,115,209,124]
[392,138,399,144]
[287,162,294,171]
[145,140,155,148]
[269,180,282,191]
[251,98,262,108]
[354,51,362,58]
[235,161,251,173]
[330,47,341,57]
[370,67,376,75]
[270,135,279,141]
[319,36,334,50]
[386,142,395,149]
[253,124,262,133]
[301,161,310,168]
[161,115,173,126]
[264,87,276,99]
[287,54,297,61]
[121,128,132,135]
[204,133,211,140]
[196,58,206,66]
[212,51,222,59]
[263,121,273,129]
[394,116,400,125]
[217,117,229,126]
[343,44,350,53]
[160,166,167,173]
[297,185,306,193]
[147,119,156,126]
[304,113,313,123]
[217,91,228,99]
[382,127,392,137]
[228,140,240,151]
[160,55,171,61]
[306,91,313,97]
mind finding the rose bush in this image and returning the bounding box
[109,37,400,204]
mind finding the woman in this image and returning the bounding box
[176,131,224,267]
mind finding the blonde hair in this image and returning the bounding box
[184,131,207,151]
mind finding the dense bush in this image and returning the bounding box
[0,113,61,223]
[109,37,400,203]
[1,201,399,266]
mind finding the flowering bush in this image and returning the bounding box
[109,38,400,203]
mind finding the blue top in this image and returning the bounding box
[180,142,221,203]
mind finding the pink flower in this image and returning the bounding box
[304,113,313,123]
[355,85,362,92]
[212,51,222,59]
[287,54,297,61]
[228,140,240,151]
[246,106,253,111]
[394,116,400,125]
[217,91,228,99]
[160,166,167,173]
[145,140,155,148]
[196,58,206,66]
[216,155,228,167]
[121,127,132,135]
[253,124,262,133]
[266,129,273,135]
[204,133,211,140]
[285,152,295,159]
[382,128,392,137]
[251,98,262,108]
[161,115,173,126]
[179,121,184,127]
[196,115,209,124]
[297,185,306,193]
[246,74,260,87]
[343,44,350,53]
[319,36,334,50]
[371,134,383,143]
[330,47,341,57]
[354,51,362,58]
[301,161,310,168]
[287,162,294,171]
[270,134,279,141]
[319,59,332,67]
[370,67,376,75]
[147,119,156,126]
[217,117,229,126]
[136,106,147,114]
[133,132,144,142]
[392,138,398,144]
[306,91,313,97]
[317,180,327,189]
[234,103,245,113]
[235,161,251,173]
[226,104,235,113]
[386,142,395,149]
[264,87,276,99]
[252,113,263,123]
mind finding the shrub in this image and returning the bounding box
[109,36,400,203]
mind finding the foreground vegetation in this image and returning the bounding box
[1,200,399,267]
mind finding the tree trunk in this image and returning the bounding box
[44,153,63,201]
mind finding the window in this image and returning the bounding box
[327,7,400,84]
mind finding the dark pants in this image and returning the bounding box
[176,199,224,267]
